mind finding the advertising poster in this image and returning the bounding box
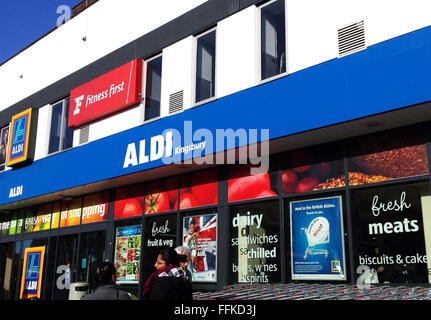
[114,184,144,219]
[145,177,178,214]
[143,214,177,278]
[183,213,217,282]
[290,196,346,280]
[0,125,9,169]
[115,225,141,284]
[60,197,82,227]
[81,192,108,224]
[179,168,218,209]
[229,201,280,284]
[50,202,61,229]
[33,204,52,231]
[281,147,345,194]
[352,182,429,284]
[228,165,278,202]
[20,246,45,299]
[348,132,428,186]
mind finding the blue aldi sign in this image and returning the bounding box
[20,246,45,299]
[6,108,37,167]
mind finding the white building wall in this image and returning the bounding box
[286,0,431,74]
[216,5,257,99]
[0,0,207,111]
[160,36,194,115]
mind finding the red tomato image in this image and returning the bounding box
[177,193,199,209]
[295,177,319,193]
[228,165,272,202]
[145,192,171,214]
[115,198,143,218]
[309,162,331,180]
[256,190,278,198]
[293,165,312,173]
[162,176,179,209]
[190,169,218,206]
[282,170,297,193]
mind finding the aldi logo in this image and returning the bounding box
[7,108,37,167]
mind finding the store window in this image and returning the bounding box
[228,164,279,202]
[0,125,9,171]
[144,176,178,214]
[114,184,144,219]
[183,210,217,282]
[179,168,218,209]
[195,28,216,104]
[348,129,428,186]
[48,98,74,155]
[260,0,286,81]
[142,214,177,280]
[281,144,345,194]
[229,200,280,284]
[0,242,16,300]
[53,235,78,300]
[352,181,431,284]
[143,54,162,122]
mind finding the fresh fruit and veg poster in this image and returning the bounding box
[115,225,142,284]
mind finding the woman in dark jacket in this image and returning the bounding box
[142,248,193,300]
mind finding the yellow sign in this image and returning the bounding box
[20,246,45,299]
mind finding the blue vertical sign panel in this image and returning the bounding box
[290,196,346,280]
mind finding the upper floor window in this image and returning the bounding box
[260,0,286,81]
[143,54,163,122]
[0,125,10,170]
[48,98,74,155]
[195,28,216,104]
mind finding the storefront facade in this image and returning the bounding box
[1,0,431,300]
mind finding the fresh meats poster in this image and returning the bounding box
[290,196,346,280]
[115,225,142,284]
[183,213,217,282]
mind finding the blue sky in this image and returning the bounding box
[0,0,83,65]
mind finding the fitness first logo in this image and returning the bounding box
[73,95,85,115]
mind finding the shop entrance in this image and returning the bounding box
[53,230,106,300]
[0,242,19,300]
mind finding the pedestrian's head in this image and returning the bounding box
[155,248,181,270]
[95,261,117,285]
[175,246,191,269]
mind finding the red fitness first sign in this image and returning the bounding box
[68,59,143,128]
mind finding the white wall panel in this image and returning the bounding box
[34,105,50,161]
[0,0,206,111]
[160,36,194,116]
[87,104,142,142]
[287,0,431,74]
[216,6,257,99]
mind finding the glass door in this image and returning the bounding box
[0,242,18,300]
[53,235,78,300]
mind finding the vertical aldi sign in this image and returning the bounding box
[69,58,143,128]
[7,108,37,167]
[20,246,45,299]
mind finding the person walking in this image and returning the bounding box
[142,248,193,300]
[82,261,131,300]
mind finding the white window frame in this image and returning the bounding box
[256,0,289,85]
[46,97,73,156]
[192,26,218,108]
[140,53,163,125]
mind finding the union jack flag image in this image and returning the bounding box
[183,213,217,282]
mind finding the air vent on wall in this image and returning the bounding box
[337,20,366,57]
[169,90,184,114]
[79,125,89,144]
